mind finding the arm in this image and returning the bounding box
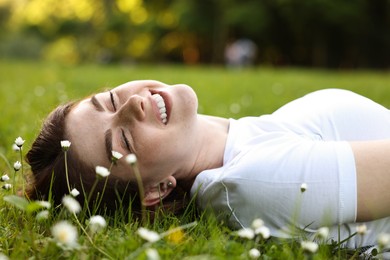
[350,140,390,222]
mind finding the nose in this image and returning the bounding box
[117,94,146,122]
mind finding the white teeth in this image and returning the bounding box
[157,101,165,108]
[152,94,168,124]
[154,94,163,102]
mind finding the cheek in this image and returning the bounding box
[136,133,182,165]
[137,139,168,162]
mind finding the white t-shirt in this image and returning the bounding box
[191,89,390,247]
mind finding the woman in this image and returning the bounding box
[27,80,390,249]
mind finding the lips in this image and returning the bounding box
[152,93,168,124]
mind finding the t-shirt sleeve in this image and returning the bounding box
[271,89,390,141]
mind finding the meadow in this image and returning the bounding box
[0,60,389,259]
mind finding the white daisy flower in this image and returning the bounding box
[88,215,107,233]
[51,221,78,249]
[38,200,51,209]
[36,210,49,221]
[125,154,137,165]
[248,248,261,259]
[13,161,21,171]
[1,174,10,182]
[255,226,271,239]
[316,227,329,239]
[236,228,255,240]
[12,143,20,151]
[95,166,110,178]
[378,233,390,247]
[0,253,9,260]
[145,248,160,260]
[301,241,319,253]
[15,137,25,148]
[300,183,307,193]
[60,140,71,151]
[137,227,161,243]
[356,224,367,235]
[111,151,123,162]
[62,195,81,214]
[251,218,264,229]
[2,184,12,190]
[70,188,80,197]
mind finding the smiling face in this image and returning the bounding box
[66,80,199,188]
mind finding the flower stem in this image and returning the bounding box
[64,151,71,194]
[86,178,99,215]
[19,148,25,196]
[13,170,16,194]
[72,213,113,260]
[131,163,146,225]
[108,162,114,172]
[95,177,108,212]
[95,162,114,210]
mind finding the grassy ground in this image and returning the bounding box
[0,60,389,259]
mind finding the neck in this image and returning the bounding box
[186,114,229,180]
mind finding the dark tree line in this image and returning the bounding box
[0,0,388,68]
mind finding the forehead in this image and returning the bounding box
[66,97,110,169]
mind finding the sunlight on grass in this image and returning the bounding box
[0,60,389,258]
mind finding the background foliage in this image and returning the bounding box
[0,0,389,68]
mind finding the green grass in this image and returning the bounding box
[0,60,389,259]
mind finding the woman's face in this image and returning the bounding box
[66,80,199,186]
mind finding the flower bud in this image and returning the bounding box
[125,154,137,165]
[1,174,10,182]
[111,151,123,162]
[14,161,21,171]
[95,166,110,178]
[15,137,25,148]
[300,183,307,193]
[60,140,71,151]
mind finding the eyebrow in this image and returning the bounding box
[104,129,113,163]
[91,95,104,112]
[91,94,112,163]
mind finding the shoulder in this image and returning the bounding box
[289,89,383,112]
[274,89,362,113]
[299,88,363,101]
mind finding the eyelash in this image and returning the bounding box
[109,91,117,111]
[121,129,131,152]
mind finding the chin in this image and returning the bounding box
[174,84,198,106]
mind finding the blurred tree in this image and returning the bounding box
[0,0,388,68]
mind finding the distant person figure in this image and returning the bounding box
[225,38,257,68]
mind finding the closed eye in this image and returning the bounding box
[109,91,117,111]
[121,129,131,152]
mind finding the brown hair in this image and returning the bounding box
[26,102,190,218]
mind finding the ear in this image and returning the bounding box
[142,176,176,207]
